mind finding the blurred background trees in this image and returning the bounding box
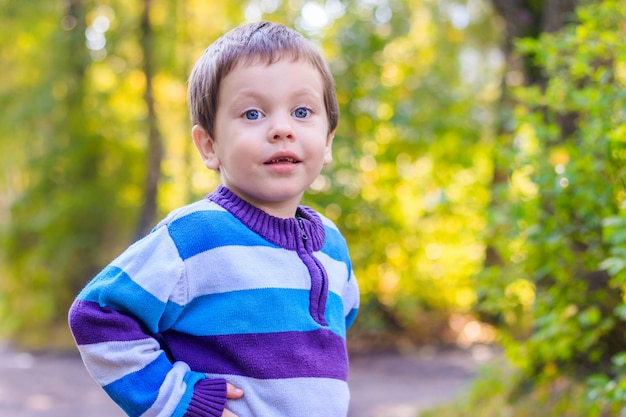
[1,0,625,414]
[470,1,626,414]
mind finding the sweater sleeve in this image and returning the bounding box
[68,225,227,417]
[343,268,360,329]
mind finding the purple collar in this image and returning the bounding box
[207,185,325,251]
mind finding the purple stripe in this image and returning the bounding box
[69,299,151,345]
[163,329,348,381]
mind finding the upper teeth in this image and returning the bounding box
[269,157,296,163]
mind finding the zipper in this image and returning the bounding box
[296,217,328,326]
[297,218,308,241]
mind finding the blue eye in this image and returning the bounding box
[292,107,310,119]
[244,109,261,120]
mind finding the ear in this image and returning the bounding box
[192,125,220,170]
[323,130,335,166]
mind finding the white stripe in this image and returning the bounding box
[111,226,184,303]
[185,245,311,296]
[343,271,360,315]
[314,250,350,295]
[140,362,190,417]
[184,245,351,300]
[78,338,162,386]
[206,374,349,417]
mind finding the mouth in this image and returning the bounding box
[264,156,301,164]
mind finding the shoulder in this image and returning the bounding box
[154,199,249,241]
[152,199,269,260]
[319,214,344,239]
[313,212,352,264]
[154,199,226,230]
[314,211,346,241]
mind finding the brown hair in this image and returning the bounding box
[188,21,339,138]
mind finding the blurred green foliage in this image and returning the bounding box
[462,0,626,415]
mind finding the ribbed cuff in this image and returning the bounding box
[183,378,228,417]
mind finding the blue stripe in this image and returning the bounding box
[173,288,346,337]
[171,373,207,417]
[345,308,358,329]
[168,210,279,260]
[161,300,185,331]
[103,351,173,417]
[325,292,348,337]
[321,225,351,266]
[77,265,180,334]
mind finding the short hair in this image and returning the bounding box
[188,21,339,138]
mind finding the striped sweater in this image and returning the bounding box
[68,185,360,417]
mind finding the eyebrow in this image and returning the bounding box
[231,87,322,103]
[291,87,323,99]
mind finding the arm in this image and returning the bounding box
[68,226,230,417]
[344,269,360,329]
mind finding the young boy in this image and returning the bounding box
[68,21,360,417]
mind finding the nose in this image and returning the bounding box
[268,113,295,142]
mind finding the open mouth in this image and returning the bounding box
[264,157,301,164]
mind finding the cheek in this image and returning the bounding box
[222,141,256,165]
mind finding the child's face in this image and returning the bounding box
[193,58,335,218]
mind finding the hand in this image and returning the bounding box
[222,383,244,417]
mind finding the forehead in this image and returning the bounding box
[222,58,325,95]
[226,50,319,76]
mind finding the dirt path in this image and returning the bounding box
[0,344,487,417]
[347,348,484,417]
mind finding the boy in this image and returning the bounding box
[69,21,360,417]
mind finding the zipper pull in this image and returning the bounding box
[297,218,308,241]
